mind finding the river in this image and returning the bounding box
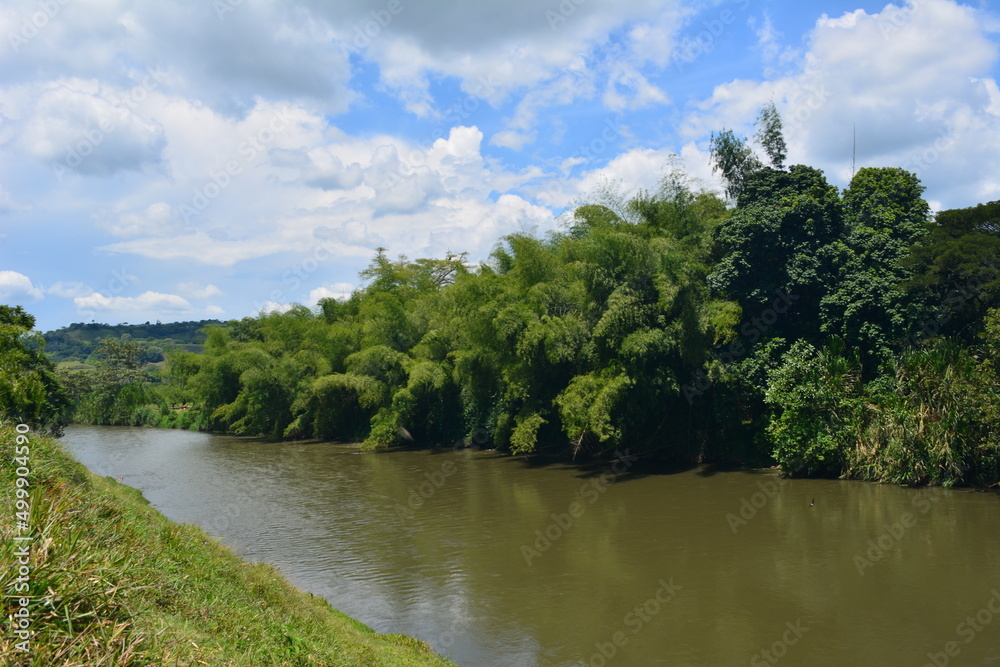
[61,425,1000,666]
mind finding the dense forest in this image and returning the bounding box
[3,106,998,487]
[37,319,221,364]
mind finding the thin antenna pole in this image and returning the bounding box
[852,123,856,180]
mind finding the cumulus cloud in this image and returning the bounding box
[177,282,223,299]
[602,63,669,112]
[490,129,537,151]
[95,201,176,237]
[95,123,549,266]
[258,301,295,315]
[18,79,166,177]
[2,0,998,331]
[47,281,91,298]
[74,290,191,312]
[308,282,355,305]
[0,271,43,301]
[309,0,684,130]
[0,0,354,116]
[682,0,1000,204]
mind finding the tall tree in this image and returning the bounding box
[820,167,931,365]
[902,200,1000,344]
[709,129,762,203]
[708,165,843,345]
[0,306,70,432]
[754,101,787,170]
[75,337,163,426]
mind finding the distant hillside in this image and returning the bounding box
[39,319,224,363]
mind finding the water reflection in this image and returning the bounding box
[62,425,1000,666]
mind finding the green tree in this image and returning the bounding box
[765,338,861,477]
[708,165,843,346]
[709,129,762,203]
[0,306,70,432]
[75,338,163,426]
[902,200,1000,344]
[754,101,787,170]
[821,167,931,365]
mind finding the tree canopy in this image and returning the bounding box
[25,104,1000,488]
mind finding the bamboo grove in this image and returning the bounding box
[5,107,999,486]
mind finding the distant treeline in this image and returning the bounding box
[38,319,222,363]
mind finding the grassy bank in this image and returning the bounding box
[0,423,455,666]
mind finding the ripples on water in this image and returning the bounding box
[62,425,1000,666]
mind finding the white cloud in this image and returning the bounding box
[308,282,355,305]
[258,301,295,315]
[0,184,20,213]
[682,0,1000,205]
[749,13,783,75]
[0,1,354,116]
[602,63,669,112]
[0,271,43,301]
[74,291,191,312]
[310,0,686,130]
[2,0,999,331]
[490,129,537,151]
[17,79,166,177]
[47,281,91,298]
[93,123,550,266]
[177,282,223,299]
[95,201,175,238]
[532,147,679,210]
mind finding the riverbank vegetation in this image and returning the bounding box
[0,423,454,666]
[8,105,1000,487]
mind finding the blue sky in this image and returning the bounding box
[1,0,998,331]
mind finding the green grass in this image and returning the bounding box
[0,424,456,666]
[54,362,95,372]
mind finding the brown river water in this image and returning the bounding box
[62,425,1000,666]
